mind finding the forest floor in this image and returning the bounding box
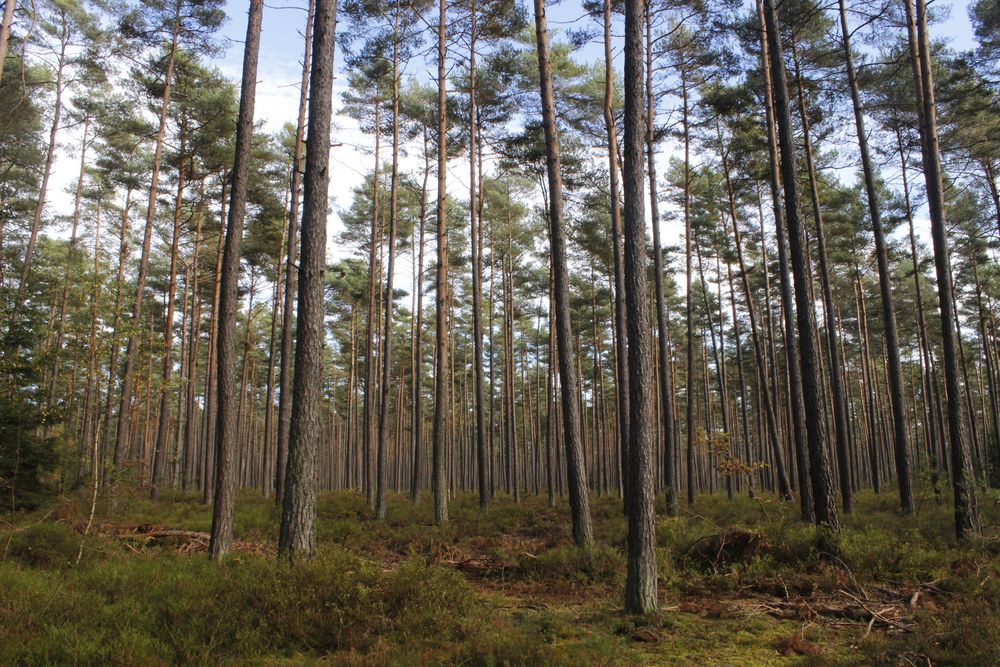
[2,483,999,665]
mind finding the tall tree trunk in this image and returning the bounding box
[906,0,980,539]
[375,1,402,520]
[208,0,265,559]
[279,0,336,559]
[836,0,912,513]
[151,130,187,500]
[409,130,429,503]
[645,7,676,515]
[622,0,656,615]
[276,0,316,504]
[756,0,811,520]
[532,0,593,547]
[468,0,489,509]
[760,0,839,530]
[431,0,449,525]
[789,40,852,514]
[114,1,183,472]
[602,0,631,511]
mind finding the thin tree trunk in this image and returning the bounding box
[431,0,449,524]
[276,0,316,504]
[533,0,593,547]
[760,0,838,530]
[836,0,912,513]
[114,1,183,472]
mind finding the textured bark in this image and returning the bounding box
[409,131,429,503]
[209,0,264,559]
[151,131,187,500]
[622,0,656,615]
[756,0,811,520]
[375,0,402,520]
[836,0,912,513]
[906,0,979,540]
[0,0,15,83]
[645,7,676,515]
[603,0,631,510]
[760,0,839,530]
[532,0,593,547]
[279,0,337,559]
[276,0,316,505]
[789,41,852,514]
[468,0,489,509]
[432,0,449,525]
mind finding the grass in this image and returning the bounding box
[1,485,999,665]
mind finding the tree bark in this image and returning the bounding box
[209,0,265,559]
[279,0,336,559]
[431,0,449,525]
[622,0,656,615]
[760,0,839,530]
[906,0,980,539]
[532,0,593,547]
[276,0,316,505]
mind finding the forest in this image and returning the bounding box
[1,0,1000,662]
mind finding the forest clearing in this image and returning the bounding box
[3,0,1000,662]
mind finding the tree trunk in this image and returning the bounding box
[208,0,265,559]
[532,0,593,547]
[431,0,449,525]
[622,0,656,615]
[906,0,980,540]
[836,0,912,513]
[375,0,402,520]
[789,40,852,514]
[468,0,488,509]
[114,1,183,472]
[276,0,316,505]
[278,0,336,559]
[760,0,839,530]
[756,0,811,520]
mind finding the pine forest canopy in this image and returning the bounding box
[1,0,999,623]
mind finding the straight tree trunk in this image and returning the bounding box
[789,41,852,514]
[622,0,656,615]
[907,0,980,539]
[756,0,811,520]
[836,0,912,513]
[375,0,403,520]
[468,0,489,509]
[760,0,839,530]
[603,0,631,511]
[208,0,265,559]
[645,7,676,515]
[114,1,183,472]
[279,0,337,559]
[532,0,593,547]
[151,133,187,500]
[431,0,449,524]
[276,0,316,504]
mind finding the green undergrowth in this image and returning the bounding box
[1,486,999,665]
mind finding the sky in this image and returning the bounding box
[43,0,981,280]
